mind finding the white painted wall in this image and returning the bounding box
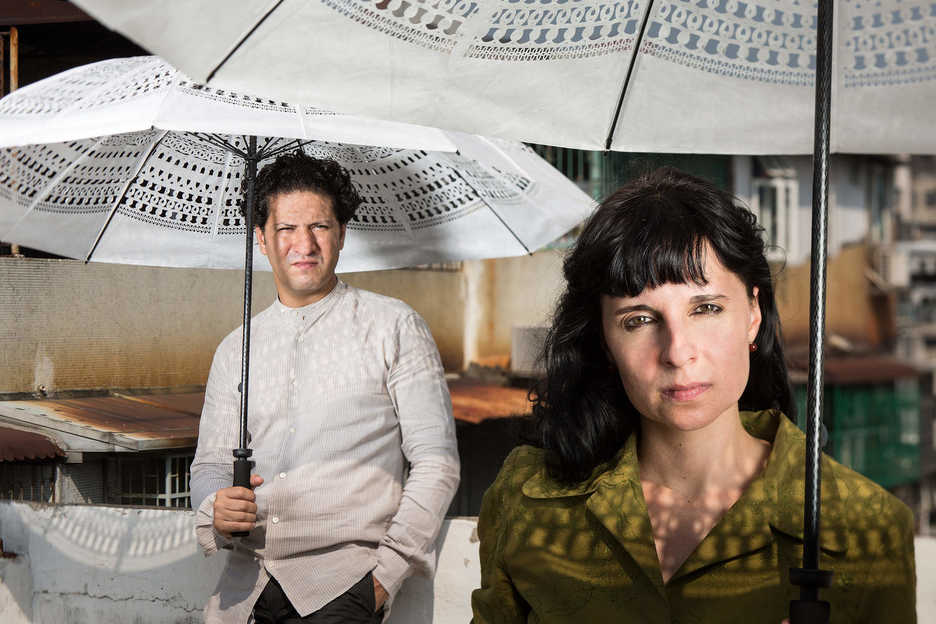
[0,502,932,623]
[0,502,478,624]
[732,156,884,268]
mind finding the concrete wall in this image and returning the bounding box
[340,268,467,371]
[464,251,567,366]
[0,501,933,623]
[0,502,477,624]
[0,258,276,395]
[0,259,473,393]
[774,243,894,348]
[345,251,569,370]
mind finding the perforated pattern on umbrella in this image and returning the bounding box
[0,58,593,271]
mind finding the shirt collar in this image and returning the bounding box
[520,409,847,584]
[272,279,347,321]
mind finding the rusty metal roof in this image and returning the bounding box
[787,354,920,385]
[448,380,532,424]
[0,427,64,461]
[0,380,529,453]
[0,393,202,451]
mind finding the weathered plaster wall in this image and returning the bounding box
[339,268,466,371]
[0,259,474,396]
[774,243,894,348]
[0,258,276,395]
[465,250,567,366]
[0,502,478,624]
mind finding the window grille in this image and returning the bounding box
[0,463,55,503]
[118,454,193,508]
[751,176,798,260]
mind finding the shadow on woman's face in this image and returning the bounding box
[599,243,762,434]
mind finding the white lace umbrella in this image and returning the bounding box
[0,57,592,273]
[71,0,936,154]
[0,56,594,516]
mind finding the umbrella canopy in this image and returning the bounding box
[72,0,936,154]
[0,58,593,273]
[0,55,454,152]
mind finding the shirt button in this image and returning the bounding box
[272,516,279,524]
[279,472,287,479]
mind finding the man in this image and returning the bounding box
[191,152,460,623]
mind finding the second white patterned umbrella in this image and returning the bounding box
[0,57,594,524]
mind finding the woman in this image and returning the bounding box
[471,168,916,623]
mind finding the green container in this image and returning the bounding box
[795,382,920,488]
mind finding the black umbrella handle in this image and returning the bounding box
[789,600,830,624]
[231,448,254,538]
[789,568,833,624]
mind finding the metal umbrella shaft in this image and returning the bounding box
[789,0,835,621]
[231,135,258,537]
[233,134,258,476]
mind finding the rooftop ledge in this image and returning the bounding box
[0,501,932,623]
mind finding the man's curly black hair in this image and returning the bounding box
[242,150,362,228]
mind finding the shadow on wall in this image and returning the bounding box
[0,502,480,624]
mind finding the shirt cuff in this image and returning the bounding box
[194,492,232,556]
[373,544,411,599]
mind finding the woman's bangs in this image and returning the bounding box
[602,226,709,298]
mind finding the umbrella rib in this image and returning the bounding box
[603,0,657,150]
[257,136,278,159]
[263,139,313,161]
[193,133,249,160]
[206,0,287,84]
[448,156,531,255]
[4,136,106,244]
[85,130,169,263]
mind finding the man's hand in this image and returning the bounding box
[213,474,264,537]
[373,576,388,611]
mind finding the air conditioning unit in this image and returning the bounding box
[875,246,909,288]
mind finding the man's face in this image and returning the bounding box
[257,190,346,308]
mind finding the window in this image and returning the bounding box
[117,454,193,508]
[925,190,936,207]
[751,177,797,259]
[0,463,56,503]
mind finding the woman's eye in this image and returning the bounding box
[693,303,723,315]
[623,315,654,330]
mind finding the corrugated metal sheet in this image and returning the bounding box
[23,396,200,442]
[0,427,63,461]
[788,354,920,385]
[0,394,201,451]
[0,380,528,451]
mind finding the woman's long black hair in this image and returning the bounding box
[532,167,793,484]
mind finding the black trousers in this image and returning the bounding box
[253,572,384,624]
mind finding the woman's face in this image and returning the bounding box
[600,245,762,432]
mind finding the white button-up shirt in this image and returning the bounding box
[191,281,460,623]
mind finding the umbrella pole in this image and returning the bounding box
[231,135,258,538]
[789,0,834,621]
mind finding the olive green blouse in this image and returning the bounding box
[471,410,916,623]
